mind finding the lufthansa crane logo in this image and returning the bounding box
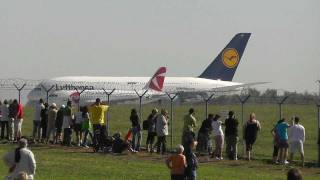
[222,48,239,68]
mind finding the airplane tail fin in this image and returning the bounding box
[144,67,166,92]
[199,33,251,81]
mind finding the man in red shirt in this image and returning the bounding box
[15,103,24,141]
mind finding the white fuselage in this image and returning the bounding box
[27,76,242,105]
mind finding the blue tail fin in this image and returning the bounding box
[199,33,251,81]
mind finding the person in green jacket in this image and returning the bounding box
[82,106,92,148]
[182,108,197,147]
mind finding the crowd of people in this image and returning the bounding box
[0,98,307,180]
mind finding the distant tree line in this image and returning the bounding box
[211,88,319,105]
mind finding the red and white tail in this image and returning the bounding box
[144,67,166,92]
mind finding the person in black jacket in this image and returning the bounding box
[225,111,239,160]
[196,114,214,155]
[146,108,158,153]
[130,109,141,152]
[55,105,65,144]
[8,99,19,141]
[40,103,49,142]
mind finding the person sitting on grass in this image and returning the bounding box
[166,145,187,180]
[112,132,129,154]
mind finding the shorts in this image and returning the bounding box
[290,141,304,154]
[14,118,22,132]
[214,135,224,149]
[278,139,289,148]
[245,138,256,151]
[74,123,82,132]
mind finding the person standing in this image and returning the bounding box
[166,145,187,180]
[196,114,214,154]
[243,113,261,161]
[62,101,73,146]
[3,138,36,180]
[146,108,158,153]
[276,117,290,164]
[88,98,109,147]
[224,111,239,160]
[155,109,169,154]
[40,103,49,142]
[130,109,141,152]
[184,139,198,180]
[271,119,284,163]
[74,107,84,147]
[182,108,197,148]
[8,99,19,141]
[33,99,44,142]
[55,105,65,144]
[14,102,24,141]
[289,116,305,167]
[211,114,224,160]
[82,106,92,148]
[46,103,58,144]
[0,100,9,140]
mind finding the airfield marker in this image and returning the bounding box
[102,88,116,136]
[166,92,178,152]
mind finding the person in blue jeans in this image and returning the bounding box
[130,109,141,152]
[184,138,198,180]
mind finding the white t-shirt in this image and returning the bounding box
[212,120,224,136]
[289,124,305,142]
[75,111,83,124]
[34,103,44,121]
[3,147,36,180]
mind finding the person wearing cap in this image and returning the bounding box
[3,138,36,179]
[0,99,9,140]
[33,99,45,142]
[155,109,169,154]
[55,104,65,144]
[46,103,58,144]
[146,108,158,153]
[166,145,187,180]
[289,116,305,167]
[225,110,239,160]
[182,108,197,148]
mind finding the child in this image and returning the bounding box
[166,145,187,180]
[185,139,198,180]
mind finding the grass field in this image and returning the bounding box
[1,103,320,179]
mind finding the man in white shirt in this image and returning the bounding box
[3,138,36,179]
[289,116,305,167]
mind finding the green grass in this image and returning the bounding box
[1,103,320,179]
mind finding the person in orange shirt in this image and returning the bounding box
[166,145,187,180]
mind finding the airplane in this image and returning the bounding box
[27,33,258,105]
